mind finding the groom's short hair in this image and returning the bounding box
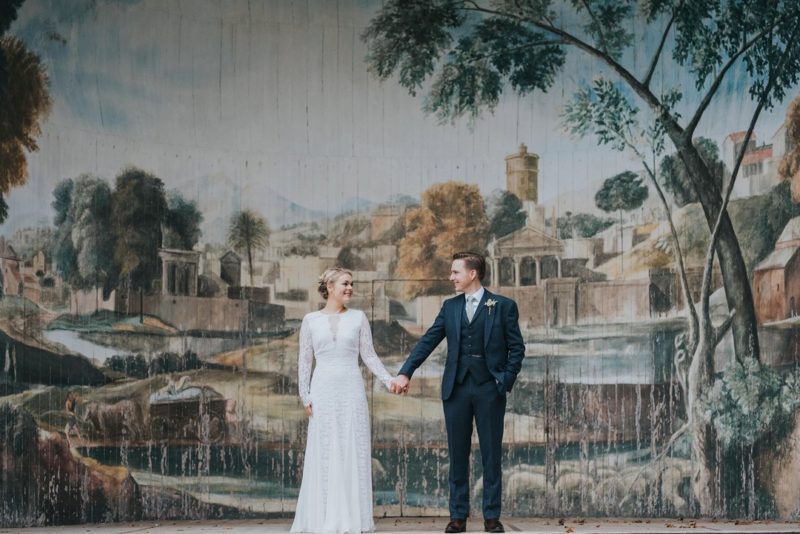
[453,251,486,281]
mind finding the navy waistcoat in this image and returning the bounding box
[455,302,492,384]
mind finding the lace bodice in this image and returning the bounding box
[297,309,393,407]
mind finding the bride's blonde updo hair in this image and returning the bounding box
[317,266,353,299]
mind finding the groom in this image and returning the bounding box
[392,251,525,533]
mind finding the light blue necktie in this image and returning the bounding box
[466,296,477,322]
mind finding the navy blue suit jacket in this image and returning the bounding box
[398,289,525,400]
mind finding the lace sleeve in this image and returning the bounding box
[298,315,314,406]
[358,311,393,389]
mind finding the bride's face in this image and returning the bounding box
[327,274,354,305]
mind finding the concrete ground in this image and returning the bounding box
[3,518,800,534]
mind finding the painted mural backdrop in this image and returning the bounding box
[3,0,800,526]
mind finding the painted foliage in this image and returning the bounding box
[3,0,800,526]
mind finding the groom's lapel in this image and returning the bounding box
[453,294,465,345]
[482,290,495,349]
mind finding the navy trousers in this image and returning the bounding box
[442,371,506,520]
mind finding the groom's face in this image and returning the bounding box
[450,259,477,293]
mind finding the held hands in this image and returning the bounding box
[388,375,410,395]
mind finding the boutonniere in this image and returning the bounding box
[485,299,497,315]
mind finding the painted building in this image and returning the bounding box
[18,249,62,305]
[0,237,22,297]
[219,250,242,287]
[159,248,200,297]
[489,226,565,287]
[110,248,285,332]
[753,216,800,323]
[724,127,790,199]
[506,143,549,230]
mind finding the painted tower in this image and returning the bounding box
[505,143,547,231]
[505,143,538,202]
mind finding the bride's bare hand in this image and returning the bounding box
[304,404,313,417]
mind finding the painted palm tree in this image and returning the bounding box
[227,210,270,287]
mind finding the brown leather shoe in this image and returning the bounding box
[445,518,467,533]
[484,518,505,533]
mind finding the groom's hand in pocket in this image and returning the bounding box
[304,404,313,417]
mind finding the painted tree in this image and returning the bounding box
[164,192,203,250]
[364,0,800,514]
[0,0,52,222]
[111,168,167,320]
[51,178,78,286]
[557,211,613,239]
[560,32,800,519]
[595,170,648,275]
[69,175,115,308]
[659,138,725,208]
[227,210,270,287]
[488,189,526,238]
[562,76,700,351]
[336,246,367,271]
[396,181,489,298]
[364,0,800,371]
[0,0,24,34]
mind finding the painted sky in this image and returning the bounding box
[5,0,792,240]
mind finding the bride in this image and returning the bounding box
[291,267,398,534]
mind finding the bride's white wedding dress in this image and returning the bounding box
[291,308,393,534]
